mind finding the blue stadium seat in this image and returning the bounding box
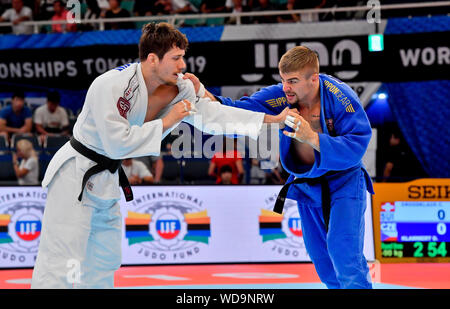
[161,156,181,183]
[44,135,70,154]
[0,154,16,181]
[0,135,9,154]
[182,159,212,184]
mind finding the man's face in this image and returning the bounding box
[12,0,23,11]
[154,46,186,86]
[279,68,317,105]
[221,171,232,184]
[54,1,62,14]
[47,101,58,113]
[12,96,24,113]
[109,0,120,10]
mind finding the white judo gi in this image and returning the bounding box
[31,63,265,288]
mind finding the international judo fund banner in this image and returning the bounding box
[0,186,374,268]
[119,186,375,265]
[0,188,47,268]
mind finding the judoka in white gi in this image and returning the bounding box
[31,22,286,288]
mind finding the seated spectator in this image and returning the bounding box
[248,0,279,24]
[122,158,154,185]
[12,139,39,185]
[133,0,153,16]
[201,0,228,25]
[35,0,56,21]
[201,0,227,13]
[171,0,199,14]
[133,0,171,16]
[225,0,242,24]
[51,0,77,33]
[265,158,289,185]
[96,0,111,11]
[0,91,32,140]
[249,159,266,184]
[218,164,233,185]
[208,137,244,184]
[80,0,102,31]
[0,0,33,35]
[278,0,326,23]
[33,91,70,144]
[102,0,134,30]
[382,128,427,182]
[150,155,164,184]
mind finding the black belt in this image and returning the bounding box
[70,137,133,202]
[273,175,331,233]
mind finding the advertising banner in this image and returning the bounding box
[0,185,374,268]
[0,29,447,90]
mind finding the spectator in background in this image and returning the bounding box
[248,0,279,24]
[96,0,110,10]
[80,0,102,31]
[33,91,70,144]
[201,0,227,13]
[225,0,252,24]
[154,0,173,15]
[172,0,198,14]
[208,137,244,184]
[51,0,77,32]
[133,0,153,16]
[217,164,233,185]
[133,0,171,16]
[12,139,39,185]
[35,0,56,21]
[102,0,133,30]
[150,156,164,183]
[0,91,32,140]
[249,158,266,184]
[122,158,154,185]
[382,128,427,182]
[0,0,33,34]
[280,0,326,23]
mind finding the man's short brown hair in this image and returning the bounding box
[139,22,188,61]
[279,46,320,76]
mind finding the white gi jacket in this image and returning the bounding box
[42,62,265,202]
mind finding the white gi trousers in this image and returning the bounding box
[31,158,122,289]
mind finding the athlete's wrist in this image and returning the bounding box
[307,132,320,152]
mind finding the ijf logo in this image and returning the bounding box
[125,193,210,262]
[259,195,308,260]
[0,197,45,266]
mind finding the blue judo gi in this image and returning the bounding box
[217,74,375,289]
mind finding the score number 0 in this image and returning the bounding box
[413,209,448,257]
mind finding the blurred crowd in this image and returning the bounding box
[0,91,290,186]
[1,0,441,35]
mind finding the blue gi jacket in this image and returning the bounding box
[217,74,374,206]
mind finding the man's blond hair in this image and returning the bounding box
[279,46,319,76]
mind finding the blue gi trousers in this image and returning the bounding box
[296,169,372,289]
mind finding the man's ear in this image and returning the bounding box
[147,53,159,66]
[310,72,319,83]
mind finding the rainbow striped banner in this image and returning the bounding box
[259,209,286,242]
[184,210,211,244]
[0,214,13,244]
[125,211,153,245]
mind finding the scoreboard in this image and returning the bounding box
[373,179,450,262]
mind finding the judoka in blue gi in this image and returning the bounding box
[186,46,374,289]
